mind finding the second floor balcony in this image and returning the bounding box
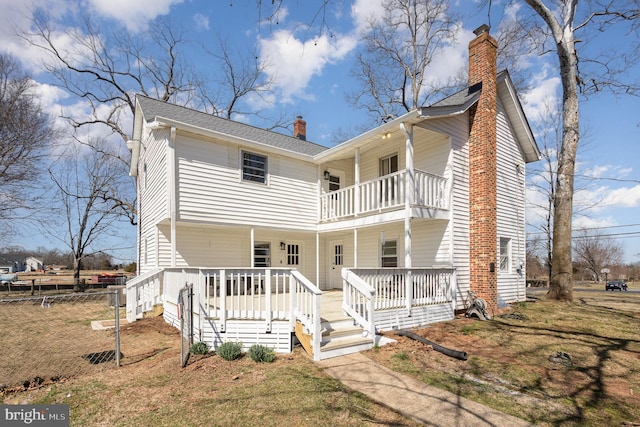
[319,169,450,223]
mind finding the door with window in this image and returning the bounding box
[327,240,344,289]
[379,154,398,205]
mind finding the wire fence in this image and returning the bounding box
[0,291,122,390]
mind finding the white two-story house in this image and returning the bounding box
[126,26,540,361]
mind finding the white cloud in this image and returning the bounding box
[193,13,210,31]
[258,29,358,103]
[573,216,617,231]
[602,184,640,208]
[521,66,561,122]
[88,0,184,32]
[351,0,385,34]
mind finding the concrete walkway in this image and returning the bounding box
[318,352,534,427]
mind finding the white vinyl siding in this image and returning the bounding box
[138,126,170,273]
[176,134,317,229]
[495,97,527,302]
[421,115,469,308]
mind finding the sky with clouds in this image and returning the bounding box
[1,0,639,264]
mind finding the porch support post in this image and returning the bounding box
[250,227,255,266]
[169,127,177,268]
[219,269,226,332]
[400,123,414,269]
[315,232,320,286]
[264,271,271,332]
[401,123,414,314]
[355,147,360,216]
[353,228,358,268]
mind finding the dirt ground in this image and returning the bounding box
[2,290,639,426]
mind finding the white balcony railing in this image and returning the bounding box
[320,169,448,222]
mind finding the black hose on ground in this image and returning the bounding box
[395,330,468,361]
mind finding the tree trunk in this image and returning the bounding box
[548,25,579,302]
[73,257,85,292]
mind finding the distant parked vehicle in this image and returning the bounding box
[0,273,18,285]
[605,281,628,291]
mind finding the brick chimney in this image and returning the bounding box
[468,24,498,313]
[294,116,306,140]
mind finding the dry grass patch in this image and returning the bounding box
[366,290,640,426]
[3,317,421,427]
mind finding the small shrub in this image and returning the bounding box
[217,341,243,361]
[248,344,276,363]
[189,342,209,355]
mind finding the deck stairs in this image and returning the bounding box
[317,290,374,360]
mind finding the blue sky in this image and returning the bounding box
[1,0,639,264]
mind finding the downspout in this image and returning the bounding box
[316,232,320,287]
[169,127,177,268]
[355,148,360,217]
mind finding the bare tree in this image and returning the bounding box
[196,35,290,131]
[348,0,460,123]
[47,140,132,290]
[20,13,198,144]
[20,10,289,227]
[573,228,623,281]
[0,53,57,236]
[515,0,640,302]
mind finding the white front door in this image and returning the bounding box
[328,240,344,289]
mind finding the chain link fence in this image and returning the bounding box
[0,291,122,390]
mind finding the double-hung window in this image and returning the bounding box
[381,240,398,268]
[499,237,511,273]
[242,151,267,184]
[254,243,271,267]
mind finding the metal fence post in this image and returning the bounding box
[115,289,121,367]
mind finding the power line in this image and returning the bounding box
[527,223,640,237]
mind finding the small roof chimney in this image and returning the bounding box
[294,116,306,141]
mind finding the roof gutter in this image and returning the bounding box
[147,117,317,162]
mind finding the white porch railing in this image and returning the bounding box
[127,268,323,358]
[126,268,164,323]
[342,267,456,330]
[341,269,376,343]
[320,170,448,221]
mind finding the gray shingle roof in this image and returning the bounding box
[136,96,329,156]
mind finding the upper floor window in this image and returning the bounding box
[380,154,398,176]
[500,237,511,273]
[242,151,267,184]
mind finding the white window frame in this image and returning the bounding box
[381,239,398,268]
[253,242,271,267]
[286,243,300,266]
[499,237,511,273]
[241,150,268,184]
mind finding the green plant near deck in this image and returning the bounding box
[248,344,276,363]
[189,341,209,355]
[217,341,243,361]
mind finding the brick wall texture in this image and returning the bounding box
[468,28,498,313]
